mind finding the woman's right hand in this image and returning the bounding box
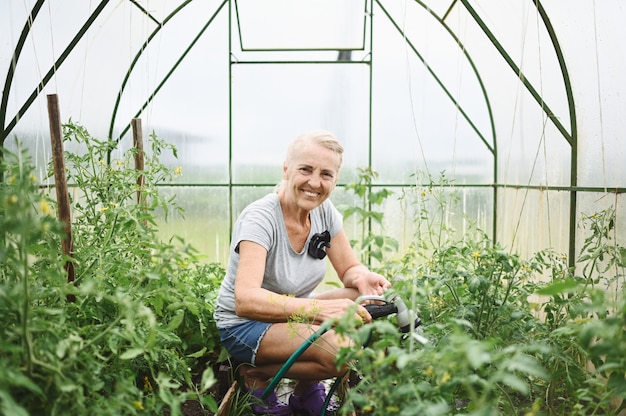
[316,298,372,325]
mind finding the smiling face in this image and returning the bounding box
[279,141,341,213]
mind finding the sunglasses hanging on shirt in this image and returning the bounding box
[308,230,331,260]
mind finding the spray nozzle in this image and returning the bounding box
[356,293,421,333]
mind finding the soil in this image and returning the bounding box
[181,399,213,416]
[179,362,232,416]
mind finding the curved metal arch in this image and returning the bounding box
[376,0,578,261]
[0,0,44,148]
[378,0,578,156]
[0,0,109,147]
[107,0,193,144]
[460,0,576,145]
[376,0,497,156]
[532,0,578,266]
[376,0,499,239]
[107,0,228,160]
[459,0,578,265]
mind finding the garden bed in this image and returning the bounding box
[1,125,624,415]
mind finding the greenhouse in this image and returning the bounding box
[1,1,624,415]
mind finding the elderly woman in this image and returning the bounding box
[214,130,391,415]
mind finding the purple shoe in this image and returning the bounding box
[247,387,292,415]
[289,383,339,416]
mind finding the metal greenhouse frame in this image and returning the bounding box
[2,0,625,269]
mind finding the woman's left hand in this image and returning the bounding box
[351,269,391,297]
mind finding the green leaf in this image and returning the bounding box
[469,275,482,292]
[499,373,529,394]
[341,206,357,219]
[120,348,144,360]
[200,368,216,393]
[396,352,413,370]
[186,347,207,358]
[1,368,44,396]
[607,371,626,393]
[596,362,623,373]
[508,354,549,379]
[167,310,185,330]
[59,381,79,392]
[451,318,475,330]
[466,341,491,368]
[536,278,579,296]
[0,391,30,416]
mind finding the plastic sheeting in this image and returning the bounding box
[1,0,624,264]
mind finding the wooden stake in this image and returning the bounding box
[47,94,75,301]
[131,118,145,204]
[216,380,238,416]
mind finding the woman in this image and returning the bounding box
[214,130,391,415]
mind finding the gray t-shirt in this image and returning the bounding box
[214,193,343,328]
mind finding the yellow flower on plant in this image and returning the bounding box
[472,251,480,259]
[174,166,183,177]
[429,296,445,309]
[29,172,37,182]
[143,375,153,392]
[99,206,109,212]
[133,401,144,410]
[8,194,18,204]
[524,399,541,416]
[439,371,451,384]
[40,199,51,216]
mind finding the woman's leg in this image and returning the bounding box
[240,322,350,388]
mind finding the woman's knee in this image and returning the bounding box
[310,332,350,375]
[307,353,343,378]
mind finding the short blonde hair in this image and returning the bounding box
[285,130,344,170]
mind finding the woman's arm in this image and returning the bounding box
[327,229,391,296]
[234,240,366,324]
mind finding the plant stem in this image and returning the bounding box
[81,313,124,351]
[20,226,34,376]
[482,265,504,332]
[476,274,489,336]
[443,281,460,305]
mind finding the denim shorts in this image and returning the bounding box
[219,320,272,365]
